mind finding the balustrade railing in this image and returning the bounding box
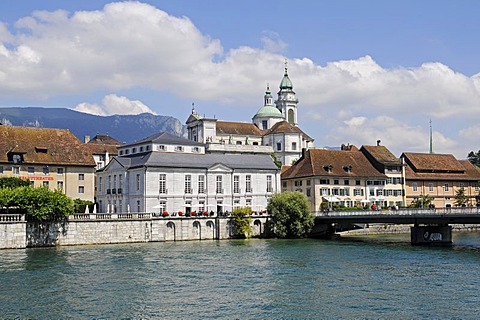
[0,214,25,222]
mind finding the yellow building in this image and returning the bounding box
[402,152,480,208]
[0,126,96,201]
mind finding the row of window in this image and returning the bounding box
[159,174,272,194]
[0,166,87,181]
[276,141,297,151]
[412,182,479,192]
[314,188,403,197]
[100,173,274,195]
[99,174,123,192]
[290,179,388,187]
[118,144,203,156]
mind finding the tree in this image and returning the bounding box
[267,191,314,238]
[454,188,469,207]
[0,177,31,189]
[0,186,74,221]
[73,198,94,213]
[230,207,253,238]
[467,150,480,167]
[409,194,433,208]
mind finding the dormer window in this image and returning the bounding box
[323,165,333,173]
[175,146,183,152]
[132,147,137,153]
[158,145,165,151]
[343,165,352,173]
[35,147,48,153]
[7,152,24,164]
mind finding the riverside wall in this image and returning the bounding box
[1,213,272,249]
[0,214,26,249]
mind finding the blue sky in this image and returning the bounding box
[1,1,480,158]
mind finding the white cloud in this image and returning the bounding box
[74,94,156,116]
[1,2,480,157]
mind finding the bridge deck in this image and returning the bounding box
[315,208,480,225]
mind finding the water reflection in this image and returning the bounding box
[1,233,480,319]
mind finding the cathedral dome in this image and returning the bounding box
[253,105,283,118]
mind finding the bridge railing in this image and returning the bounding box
[314,207,480,217]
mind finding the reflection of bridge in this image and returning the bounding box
[312,208,480,245]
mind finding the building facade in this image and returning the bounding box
[96,132,281,214]
[0,126,96,201]
[281,147,389,214]
[186,67,314,165]
[402,152,480,208]
[360,143,406,207]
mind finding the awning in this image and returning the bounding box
[323,196,340,203]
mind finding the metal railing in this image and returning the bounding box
[314,207,480,217]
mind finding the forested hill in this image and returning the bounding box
[0,107,186,144]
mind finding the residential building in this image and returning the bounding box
[281,147,388,214]
[360,143,406,207]
[0,125,96,201]
[84,134,123,170]
[186,66,314,165]
[96,132,281,214]
[401,152,480,208]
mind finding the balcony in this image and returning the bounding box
[107,189,111,194]
[112,188,117,194]
[117,188,122,194]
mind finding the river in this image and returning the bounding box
[1,232,480,319]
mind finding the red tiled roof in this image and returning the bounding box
[403,154,480,181]
[361,145,401,165]
[87,134,122,145]
[282,148,386,179]
[402,153,465,172]
[0,126,95,166]
[216,121,264,136]
[264,121,313,141]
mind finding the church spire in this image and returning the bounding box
[429,119,434,154]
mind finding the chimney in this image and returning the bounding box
[376,140,381,146]
[84,135,91,143]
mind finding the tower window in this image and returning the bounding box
[262,120,268,130]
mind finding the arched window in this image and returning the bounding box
[288,109,295,124]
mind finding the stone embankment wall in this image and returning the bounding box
[0,214,26,249]
[1,213,272,249]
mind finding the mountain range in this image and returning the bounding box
[0,107,186,144]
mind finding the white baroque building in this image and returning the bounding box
[186,66,314,166]
[96,132,281,215]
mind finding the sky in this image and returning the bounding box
[1,0,480,158]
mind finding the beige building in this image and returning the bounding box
[0,126,96,201]
[402,152,480,208]
[360,144,406,207]
[281,146,388,214]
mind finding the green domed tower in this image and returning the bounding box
[275,61,299,126]
[252,84,284,130]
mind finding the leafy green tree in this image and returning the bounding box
[454,188,469,207]
[73,198,94,213]
[267,191,314,238]
[467,150,480,167]
[409,194,433,208]
[230,207,253,238]
[0,187,16,207]
[0,186,74,221]
[0,177,31,189]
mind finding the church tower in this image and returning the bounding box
[275,61,299,126]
